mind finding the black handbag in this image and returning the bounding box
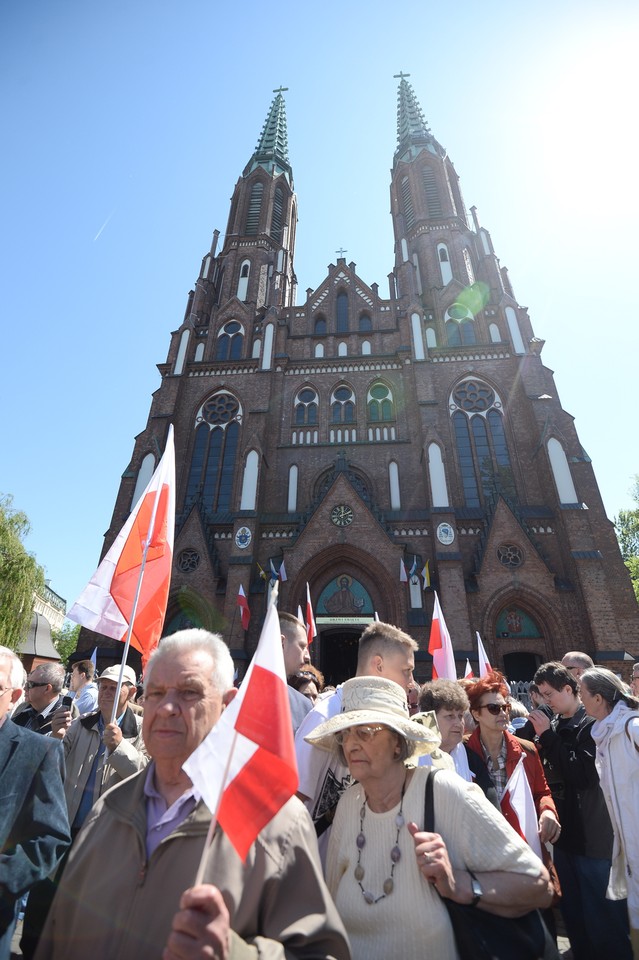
[423,770,560,960]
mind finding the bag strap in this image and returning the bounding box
[624,716,639,754]
[423,767,441,833]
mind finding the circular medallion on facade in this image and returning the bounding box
[331,504,354,527]
[436,522,456,545]
[235,526,252,549]
[497,543,524,568]
[176,549,201,573]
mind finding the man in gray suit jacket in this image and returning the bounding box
[0,647,70,959]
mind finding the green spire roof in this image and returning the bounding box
[394,74,445,165]
[244,88,293,184]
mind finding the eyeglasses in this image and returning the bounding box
[25,681,49,689]
[335,725,386,745]
[0,686,13,695]
[478,702,510,716]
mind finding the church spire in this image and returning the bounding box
[244,87,293,185]
[393,73,444,167]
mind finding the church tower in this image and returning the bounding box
[88,81,639,681]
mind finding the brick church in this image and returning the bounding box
[83,78,639,683]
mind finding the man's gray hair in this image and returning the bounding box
[0,646,26,688]
[32,661,65,693]
[145,629,234,693]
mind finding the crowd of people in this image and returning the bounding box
[0,620,638,960]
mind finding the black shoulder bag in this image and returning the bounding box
[423,769,560,960]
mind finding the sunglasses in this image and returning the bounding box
[478,702,510,716]
[335,725,386,745]
[25,681,49,689]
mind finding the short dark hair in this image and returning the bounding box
[73,659,95,681]
[357,622,417,669]
[534,661,578,694]
[419,679,469,714]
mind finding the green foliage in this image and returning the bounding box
[0,494,45,652]
[615,477,639,601]
[52,621,81,666]
[625,557,639,604]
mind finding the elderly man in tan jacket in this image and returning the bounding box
[36,630,350,960]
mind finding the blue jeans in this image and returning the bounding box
[553,848,632,960]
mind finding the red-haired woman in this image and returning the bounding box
[466,670,561,858]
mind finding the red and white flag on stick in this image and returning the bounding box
[464,658,474,679]
[428,591,457,680]
[184,584,298,862]
[237,585,251,631]
[68,425,175,671]
[476,631,492,678]
[305,581,317,646]
[501,756,543,860]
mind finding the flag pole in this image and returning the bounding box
[109,426,173,723]
[193,580,280,883]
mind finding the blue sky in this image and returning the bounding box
[2,0,639,611]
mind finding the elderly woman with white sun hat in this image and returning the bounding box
[305,676,553,960]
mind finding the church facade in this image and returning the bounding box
[87,79,639,683]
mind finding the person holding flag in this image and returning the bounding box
[35,620,349,960]
[465,671,560,853]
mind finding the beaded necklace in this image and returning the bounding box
[354,776,406,904]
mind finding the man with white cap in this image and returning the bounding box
[19,665,150,957]
[51,664,148,834]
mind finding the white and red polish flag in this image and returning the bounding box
[237,585,251,631]
[500,755,543,860]
[464,659,474,679]
[305,581,317,646]
[476,631,492,678]
[68,426,175,668]
[428,591,457,680]
[184,595,298,861]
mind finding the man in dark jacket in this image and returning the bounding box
[530,661,632,960]
[0,647,70,959]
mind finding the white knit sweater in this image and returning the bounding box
[327,767,543,960]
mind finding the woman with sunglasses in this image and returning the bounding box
[306,676,553,960]
[466,671,561,853]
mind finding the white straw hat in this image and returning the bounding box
[304,676,440,756]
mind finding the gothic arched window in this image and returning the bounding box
[271,186,284,243]
[367,383,394,422]
[215,321,244,361]
[450,379,515,507]
[437,243,452,285]
[185,392,242,512]
[245,181,263,235]
[336,292,349,333]
[294,387,318,425]
[359,313,372,332]
[401,176,415,231]
[445,303,476,346]
[314,315,327,335]
[236,260,250,301]
[422,166,443,217]
[331,385,355,423]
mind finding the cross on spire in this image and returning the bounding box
[336,247,347,259]
[273,86,289,95]
[393,71,411,80]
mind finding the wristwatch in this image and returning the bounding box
[468,870,483,907]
